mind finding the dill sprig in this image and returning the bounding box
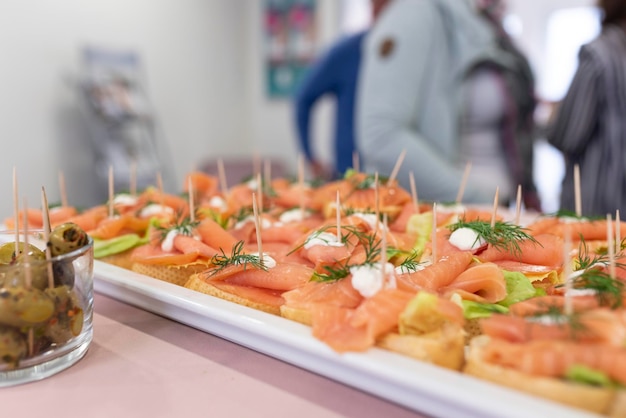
[560,270,625,309]
[154,216,200,241]
[575,238,626,271]
[447,219,539,257]
[552,209,604,221]
[396,250,424,274]
[206,241,267,277]
[528,306,588,340]
[312,261,351,282]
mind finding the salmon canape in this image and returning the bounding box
[185,241,314,315]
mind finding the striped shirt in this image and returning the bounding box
[548,25,626,217]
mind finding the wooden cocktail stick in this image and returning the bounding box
[409,172,419,214]
[13,167,19,253]
[41,187,54,289]
[514,184,522,225]
[130,159,137,196]
[58,170,69,207]
[388,149,406,183]
[352,151,360,173]
[608,213,616,280]
[256,172,263,212]
[108,165,114,218]
[188,177,195,223]
[616,210,622,254]
[563,224,573,316]
[574,164,582,217]
[491,187,499,229]
[252,192,263,265]
[336,190,341,242]
[432,203,438,264]
[456,162,472,204]
[217,158,228,196]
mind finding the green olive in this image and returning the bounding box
[0,287,55,328]
[0,325,27,368]
[52,260,75,288]
[44,286,83,343]
[0,242,45,265]
[48,223,89,257]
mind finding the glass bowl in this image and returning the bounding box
[0,228,94,387]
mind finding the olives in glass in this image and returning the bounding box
[0,242,45,265]
[48,223,90,257]
[0,325,27,368]
[0,287,55,328]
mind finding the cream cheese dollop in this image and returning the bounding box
[113,193,139,206]
[303,231,344,249]
[279,208,308,223]
[246,252,277,269]
[448,227,486,251]
[350,263,396,298]
[139,204,175,219]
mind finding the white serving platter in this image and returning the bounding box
[93,260,600,418]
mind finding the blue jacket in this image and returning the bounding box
[294,31,365,177]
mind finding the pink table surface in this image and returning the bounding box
[2,293,427,418]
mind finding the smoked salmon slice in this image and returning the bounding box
[396,251,474,292]
[440,262,507,303]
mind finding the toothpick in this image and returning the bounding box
[491,187,499,229]
[217,158,228,195]
[515,184,522,225]
[456,162,472,204]
[352,151,360,173]
[13,167,19,253]
[256,172,263,212]
[563,224,573,316]
[130,159,137,196]
[336,190,341,242]
[388,149,406,183]
[432,203,438,264]
[264,159,272,190]
[380,213,388,286]
[41,187,54,289]
[22,205,34,358]
[253,152,261,179]
[574,164,582,217]
[22,197,32,290]
[298,154,305,219]
[616,210,621,254]
[188,176,195,223]
[252,192,263,264]
[374,172,380,236]
[108,165,114,218]
[58,170,68,207]
[156,172,165,209]
[608,213,616,280]
[409,171,419,214]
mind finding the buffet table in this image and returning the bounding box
[3,293,423,418]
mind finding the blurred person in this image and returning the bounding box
[547,0,626,217]
[460,0,542,211]
[356,0,498,204]
[293,0,391,180]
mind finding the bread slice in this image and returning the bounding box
[377,323,466,371]
[464,335,626,416]
[279,304,312,325]
[184,274,281,315]
[131,262,211,286]
[98,250,134,270]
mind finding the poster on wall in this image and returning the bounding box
[265,0,316,98]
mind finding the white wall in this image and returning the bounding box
[0,0,248,216]
[0,0,603,219]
